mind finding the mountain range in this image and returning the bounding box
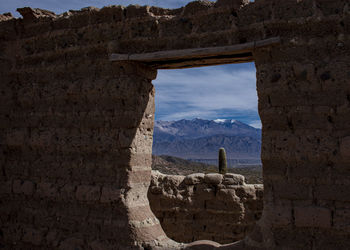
[152,118,261,166]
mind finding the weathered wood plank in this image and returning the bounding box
[110,37,279,61]
[109,37,279,69]
[150,54,254,69]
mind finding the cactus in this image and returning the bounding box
[218,147,227,174]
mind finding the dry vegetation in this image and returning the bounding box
[152,155,262,184]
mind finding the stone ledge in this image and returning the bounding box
[148,170,263,244]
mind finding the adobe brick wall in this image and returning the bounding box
[0,0,349,249]
[0,56,165,248]
[148,171,263,244]
[251,30,350,250]
[0,10,169,247]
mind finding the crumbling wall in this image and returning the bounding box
[0,0,349,249]
[0,8,169,249]
[245,1,350,248]
[0,56,162,248]
[148,171,263,244]
[252,25,350,250]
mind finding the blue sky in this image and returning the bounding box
[154,64,260,128]
[0,0,260,128]
[0,0,199,16]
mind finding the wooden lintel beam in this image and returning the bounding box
[150,53,254,69]
[154,58,254,69]
[109,37,280,68]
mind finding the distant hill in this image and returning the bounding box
[152,155,217,176]
[153,118,261,164]
[152,155,262,184]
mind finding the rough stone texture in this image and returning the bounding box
[0,9,170,246]
[0,56,166,248]
[148,171,263,244]
[0,0,349,249]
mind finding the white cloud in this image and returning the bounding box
[157,109,217,121]
[153,63,259,123]
[156,66,256,109]
[249,120,262,129]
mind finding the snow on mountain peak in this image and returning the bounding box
[214,119,238,124]
[213,119,227,123]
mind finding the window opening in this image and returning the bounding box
[148,62,263,244]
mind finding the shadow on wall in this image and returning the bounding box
[0,57,159,248]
